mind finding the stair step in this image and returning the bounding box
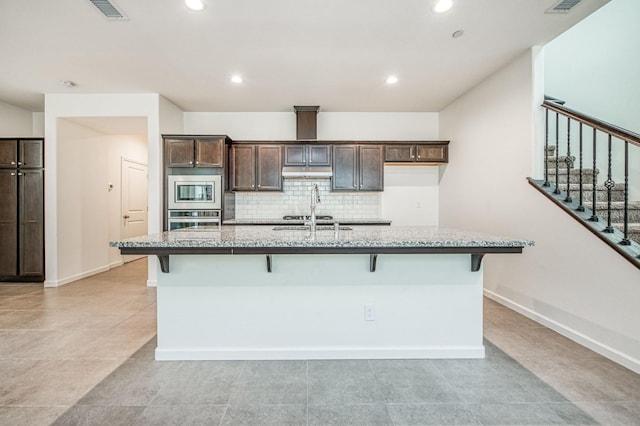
[595,201,640,222]
[547,168,599,184]
[545,156,575,169]
[555,183,626,202]
[612,223,640,244]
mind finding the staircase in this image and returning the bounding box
[528,97,640,269]
[545,146,640,244]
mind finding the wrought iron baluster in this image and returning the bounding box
[589,128,599,222]
[564,117,573,202]
[553,112,561,194]
[577,123,585,212]
[603,134,615,233]
[543,108,550,187]
[621,141,631,245]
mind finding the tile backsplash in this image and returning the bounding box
[234,179,381,220]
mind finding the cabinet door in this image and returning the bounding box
[385,144,414,162]
[283,145,306,166]
[20,139,44,168]
[166,139,195,167]
[195,138,223,167]
[230,145,256,191]
[332,145,358,191]
[257,145,282,191]
[359,145,384,191]
[19,170,44,277]
[308,145,331,166]
[0,139,18,168]
[0,170,18,277]
[416,144,448,162]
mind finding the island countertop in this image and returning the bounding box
[111,225,533,250]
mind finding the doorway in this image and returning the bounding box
[121,158,148,263]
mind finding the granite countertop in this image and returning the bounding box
[111,225,533,250]
[223,219,392,226]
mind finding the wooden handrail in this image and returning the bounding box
[542,100,640,148]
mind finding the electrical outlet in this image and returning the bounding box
[364,305,375,321]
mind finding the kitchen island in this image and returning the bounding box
[112,226,532,361]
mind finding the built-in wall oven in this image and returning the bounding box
[167,175,222,230]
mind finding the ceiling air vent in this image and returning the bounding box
[88,0,128,20]
[545,0,583,14]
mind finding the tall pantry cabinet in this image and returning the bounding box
[0,139,45,282]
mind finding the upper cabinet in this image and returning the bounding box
[332,144,383,192]
[384,142,448,163]
[0,139,43,169]
[165,137,226,168]
[230,144,282,191]
[283,144,331,167]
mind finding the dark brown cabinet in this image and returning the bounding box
[230,144,282,191]
[332,144,383,191]
[0,139,44,282]
[165,137,224,168]
[283,144,331,166]
[384,143,448,163]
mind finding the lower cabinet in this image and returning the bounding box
[332,145,383,191]
[0,169,44,281]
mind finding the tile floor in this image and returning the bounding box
[0,259,638,425]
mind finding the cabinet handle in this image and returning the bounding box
[17,161,22,165]
[11,172,16,176]
[257,185,261,188]
[123,215,130,219]
[189,161,193,165]
[11,161,16,165]
[17,172,23,176]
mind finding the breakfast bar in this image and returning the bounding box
[112,226,532,361]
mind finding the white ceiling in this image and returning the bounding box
[0,0,609,113]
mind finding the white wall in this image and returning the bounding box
[381,166,440,226]
[440,48,640,373]
[545,0,640,198]
[545,0,640,134]
[0,100,34,136]
[184,111,439,140]
[44,94,162,287]
[55,120,110,281]
[55,119,147,284]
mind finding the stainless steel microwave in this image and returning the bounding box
[167,175,222,210]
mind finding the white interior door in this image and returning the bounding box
[121,158,148,263]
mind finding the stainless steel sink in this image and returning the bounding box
[272,225,352,231]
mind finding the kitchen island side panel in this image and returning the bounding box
[155,253,484,360]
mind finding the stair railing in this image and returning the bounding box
[530,96,640,269]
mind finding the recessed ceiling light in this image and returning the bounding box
[231,75,243,84]
[433,0,453,13]
[61,80,76,88]
[452,29,464,38]
[385,75,399,85]
[185,0,205,11]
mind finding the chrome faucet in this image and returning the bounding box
[309,184,321,233]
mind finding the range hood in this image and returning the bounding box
[282,106,332,179]
[281,166,332,178]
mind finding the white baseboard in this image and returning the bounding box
[44,265,110,288]
[484,289,640,374]
[155,345,486,361]
[109,260,124,269]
